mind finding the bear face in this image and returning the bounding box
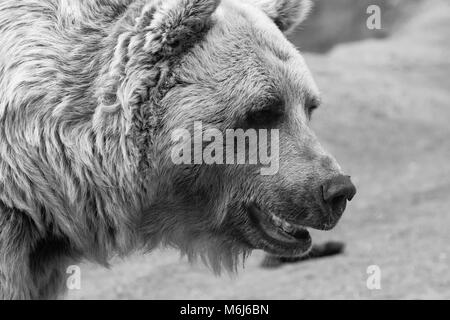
[137,0,356,267]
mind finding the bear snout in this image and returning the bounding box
[318,175,357,228]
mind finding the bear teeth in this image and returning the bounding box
[270,213,282,227]
[282,221,294,233]
[270,213,294,233]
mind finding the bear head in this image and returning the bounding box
[103,0,356,271]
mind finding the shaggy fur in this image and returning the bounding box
[0,0,347,300]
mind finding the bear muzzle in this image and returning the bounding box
[316,175,357,230]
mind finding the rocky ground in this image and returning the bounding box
[68,0,450,299]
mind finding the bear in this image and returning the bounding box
[0,0,356,299]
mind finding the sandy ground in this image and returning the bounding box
[68,0,450,300]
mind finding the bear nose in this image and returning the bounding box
[322,175,357,216]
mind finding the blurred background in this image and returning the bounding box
[69,0,450,299]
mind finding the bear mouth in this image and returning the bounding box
[248,204,312,256]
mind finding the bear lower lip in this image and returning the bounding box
[248,204,312,245]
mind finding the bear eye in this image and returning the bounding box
[306,104,318,119]
[246,98,285,127]
[305,97,321,120]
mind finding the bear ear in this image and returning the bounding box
[95,0,220,128]
[245,0,313,34]
[136,0,221,56]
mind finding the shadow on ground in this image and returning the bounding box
[290,0,423,53]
